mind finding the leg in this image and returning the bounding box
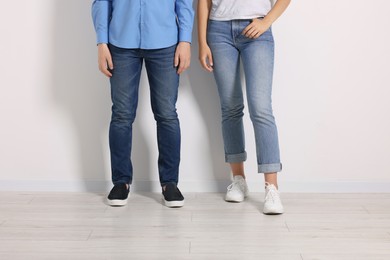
[208,20,249,202]
[144,45,181,186]
[240,27,283,214]
[108,44,143,186]
[240,27,282,179]
[265,173,278,188]
[230,163,245,178]
[207,20,247,169]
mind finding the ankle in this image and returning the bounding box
[232,173,245,179]
[265,182,278,190]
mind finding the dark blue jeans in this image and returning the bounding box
[108,44,180,186]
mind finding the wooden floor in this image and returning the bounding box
[0,192,389,260]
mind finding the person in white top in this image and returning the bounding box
[209,0,272,21]
[198,0,291,214]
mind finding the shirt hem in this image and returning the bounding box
[209,15,266,21]
[108,38,178,50]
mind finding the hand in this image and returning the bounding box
[97,43,113,77]
[242,18,271,39]
[175,42,191,74]
[198,44,213,72]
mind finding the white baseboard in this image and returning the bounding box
[0,180,389,193]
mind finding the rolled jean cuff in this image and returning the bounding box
[225,152,247,163]
[258,163,282,173]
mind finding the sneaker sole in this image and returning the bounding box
[225,192,248,203]
[225,196,245,203]
[107,198,128,207]
[263,208,284,215]
[263,211,284,215]
[164,199,184,208]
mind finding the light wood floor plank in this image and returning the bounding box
[0,192,389,258]
[301,254,390,260]
[0,227,91,241]
[190,239,390,254]
[0,252,303,260]
[0,192,35,204]
[0,240,190,254]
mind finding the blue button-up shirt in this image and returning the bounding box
[92,0,194,49]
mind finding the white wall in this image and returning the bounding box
[0,0,389,192]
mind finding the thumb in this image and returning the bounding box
[208,53,214,67]
[174,51,179,67]
[107,55,114,70]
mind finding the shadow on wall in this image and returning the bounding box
[186,11,231,189]
[50,0,151,192]
[49,0,228,192]
[49,0,109,192]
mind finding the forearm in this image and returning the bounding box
[197,0,212,46]
[176,0,195,43]
[91,0,112,44]
[263,0,291,27]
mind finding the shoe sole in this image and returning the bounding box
[225,192,248,203]
[164,199,184,208]
[107,198,128,207]
[263,211,284,215]
[263,208,284,215]
[225,196,245,203]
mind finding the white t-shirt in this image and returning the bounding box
[209,0,272,21]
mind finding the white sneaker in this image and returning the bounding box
[263,182,284,215]
[225,175,249,202]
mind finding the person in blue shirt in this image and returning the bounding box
[92,0,194,208]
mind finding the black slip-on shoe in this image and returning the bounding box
[107,183,129,206]
[162,183,184,208]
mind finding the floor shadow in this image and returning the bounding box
[136,192,163,204]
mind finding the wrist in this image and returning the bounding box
[199,41,209,48]
[262,16,274,27]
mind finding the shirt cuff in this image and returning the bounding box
[96,33,109,45]
[179,30,192,43]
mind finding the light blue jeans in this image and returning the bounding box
[207,19,282,173]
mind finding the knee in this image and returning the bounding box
[249,106,275,123]
[221,103,244,120]
[153,109,178,123]
[152,99,179,123]
[111,107,136,125]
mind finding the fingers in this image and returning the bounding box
[198,46,213,72]
[243,26,258,38]
[177,56,190,75]
[200,57,211,72]
[242,20,266,39]
[252,31,262,39]
[174,52,180,68]
[99,58,113,77]
[207,53,214,71]
[242,24,253,36]
[98,45,113,77]
[200,53,213,72]
[103,54,114,77]
[175,44,191,74]
[107,54,114,70]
